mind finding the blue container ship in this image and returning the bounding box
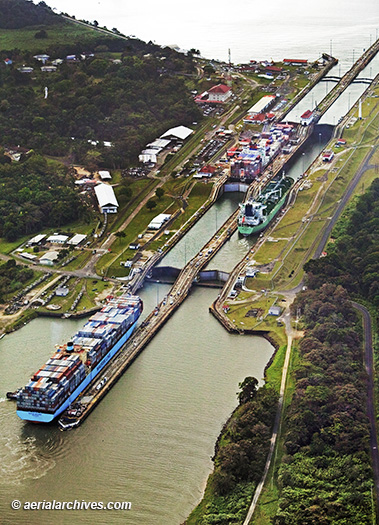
[17,294,143,423]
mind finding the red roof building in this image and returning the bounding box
[283,59,308,65]
[207,84,232,103]
[300,110,314,126]
[265,65,282,73]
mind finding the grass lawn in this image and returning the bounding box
[0,21,109,52]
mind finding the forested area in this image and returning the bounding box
[0,259,33,302]
[0,28,201,168]
[274,180,379,524]
[0,0,60,29]
[187,379,278,524]
[0,151,86,241]
[274,284,372,524]
[304,178,379,310]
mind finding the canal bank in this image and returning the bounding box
[0,286,274,525]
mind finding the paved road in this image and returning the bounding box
[352,302,379,510]
[314,144,378,259]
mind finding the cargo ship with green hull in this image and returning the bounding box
[237,174,293,236]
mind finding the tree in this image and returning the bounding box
[238,377,259,404]
[146,199,157,211]
[155,187,164,200]
[34,29,47,39]
[115,231,126,244]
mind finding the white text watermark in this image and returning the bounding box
[11,500,132,511]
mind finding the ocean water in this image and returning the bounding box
[41,0,379,63]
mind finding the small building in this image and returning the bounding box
[4,58,12,66]
[207,84,232,103]
[148,213,171,230]
[67,234,87,246]
[40,251,59,266]
[197,165,217,178]
[20,252,38,261]
[268,306,282,316]
[139,152,157,164]
[147,138,171,150]
[322,151,334,162]
[27,234,46,246]
[41,66,57,72]
[283,59,308,66]
[300,110,314,126]
[55,286,69,297]
[47,234,69,244]
[98,170,112,180]
[17,67,34,73]
[94,183,119,213]
[33,54,50,63]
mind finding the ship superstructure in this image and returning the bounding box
[17,294,143,423]
[238,175,293,236]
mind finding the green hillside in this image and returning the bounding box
[0,0,202,241]
[0,0,61,29]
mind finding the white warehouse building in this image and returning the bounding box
[94,183,119,213]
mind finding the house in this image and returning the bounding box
[55,286,69,297]
[148,213,171,230]
[207,84,232,103]
[283,59,308,66]
[47,234,68,244]
[40,251,59,266]
[33,54,50,64]
[160,125,193,142]
[197,165,217,178]
[67,234,87,246]
[17,67,34,73]
[300,110,314,126]
[41,66,57,72]
[265,65,283,74]
[98,170,112,180]
[268,306,282,316]
[94,183,119,213]
[4,58,12,65]
[27,234,46,246]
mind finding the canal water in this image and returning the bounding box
[0,288,273,525]
[2,6,378,522]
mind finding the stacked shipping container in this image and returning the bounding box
[17,295,142,415]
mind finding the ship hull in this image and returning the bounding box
[17,319,138,423]
[238,192,288,237]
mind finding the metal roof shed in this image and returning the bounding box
[160,125,193,141]
[94,184,119,213]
